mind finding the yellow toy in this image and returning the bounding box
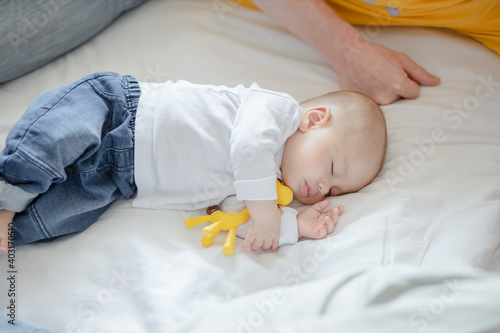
[185,179,293,255]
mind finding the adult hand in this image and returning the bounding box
[251,0,441,105]
[334,36,441,105]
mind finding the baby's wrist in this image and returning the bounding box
[245,200,280,220]
[296,212,304,239]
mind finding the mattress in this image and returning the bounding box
[0,0,499,332]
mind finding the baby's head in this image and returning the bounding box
[281,91,387,205]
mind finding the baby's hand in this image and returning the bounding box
[242,202,281,252]
[297,200,343,239]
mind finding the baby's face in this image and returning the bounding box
[281,120,381,205]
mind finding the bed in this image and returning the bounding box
[1,0,500,332]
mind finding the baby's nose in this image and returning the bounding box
[318,180,329,195]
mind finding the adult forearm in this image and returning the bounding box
[251,0,360,70]
[251,0,441,105]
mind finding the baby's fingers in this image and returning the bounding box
[242,235,256,249]
[326,206,344,228]
[324,215,335,235]
[271,238,279,252]
[262,238,274,251]
[317,222,328,239]
[251,238,264,252]
[332,205,344,225]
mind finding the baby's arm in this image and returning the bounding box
[297,200,343,239]
[236,200,342,251]
[242,200,281,252]
[0,210,15,254]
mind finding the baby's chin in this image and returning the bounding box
[293,193,324,206]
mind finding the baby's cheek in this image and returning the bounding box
[328,187,343,197]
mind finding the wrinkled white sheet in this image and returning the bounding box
[173,265,500,333]
[0,0,499,332]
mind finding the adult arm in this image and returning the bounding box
[251,0,440,105]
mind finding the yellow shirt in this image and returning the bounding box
[234,0,500,55]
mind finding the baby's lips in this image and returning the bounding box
[301,182,308,197]
[301,182,313,198]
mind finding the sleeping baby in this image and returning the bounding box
[0,72,386,253]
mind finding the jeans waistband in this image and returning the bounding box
[121,74,141,140]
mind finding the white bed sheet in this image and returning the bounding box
[0,0,499,332]
[172,265,500,333]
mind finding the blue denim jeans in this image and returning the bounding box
[0,72,140,245]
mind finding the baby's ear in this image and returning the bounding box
[299,106,332,132]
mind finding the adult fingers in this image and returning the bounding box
[399,53,441,87]
[389,73,421,102]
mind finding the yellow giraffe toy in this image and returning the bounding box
[185,179,293,255]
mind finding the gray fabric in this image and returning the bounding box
[0,0,147,83]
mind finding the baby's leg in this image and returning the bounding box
[0,72,139,245]
[0,210,15,254]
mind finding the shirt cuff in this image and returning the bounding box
[234,175,277,201]
[0,179,38,212]
[278,207,299,246]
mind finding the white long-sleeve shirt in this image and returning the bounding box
[133,80,301,209]
[133,80,302,245]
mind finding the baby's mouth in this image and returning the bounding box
[301,182,314,198]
